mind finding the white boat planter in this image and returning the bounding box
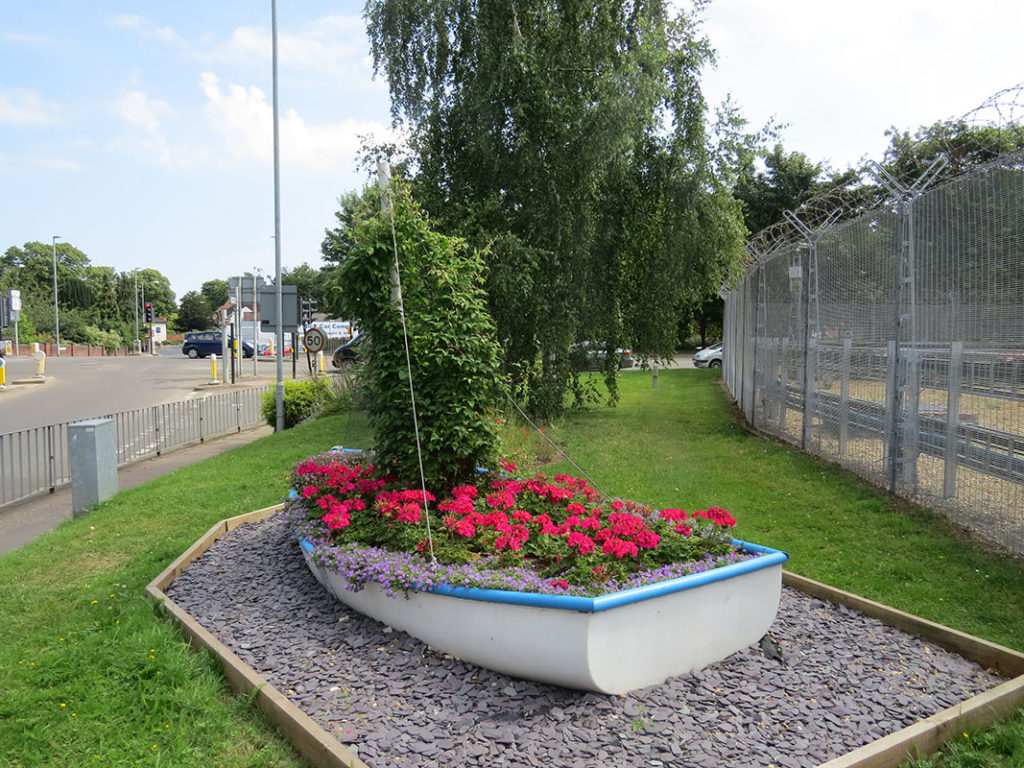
[300,537,788,695]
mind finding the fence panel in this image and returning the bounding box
[725,151,1024,555]
[0,386,270,511]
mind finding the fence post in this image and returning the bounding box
[943,342,964,498]
[902,349,921,490]
[47,424,56,493]
[779,338,789,433]
[884,340,899,491]
[783,210,840,452]
[839,339,852,455]
[153,404,162,456]
[199,398,205,443]
[866,156,948,495]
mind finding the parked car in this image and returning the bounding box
[692,342,723,369]
[182,330,254,359]
[569,341,635,371]
[331,333,367,370]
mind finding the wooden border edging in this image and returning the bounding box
[146,505,370,768]
[784,571,1024,768]
[149,510,1024,768]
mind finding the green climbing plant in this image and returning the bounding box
[332,182,505,488]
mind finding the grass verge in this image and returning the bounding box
[0,413,363,767]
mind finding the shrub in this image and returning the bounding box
[332,182,505,487]
[262,378,333,429]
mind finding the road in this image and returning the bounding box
[1,346,693,435]
[0,347,298,434]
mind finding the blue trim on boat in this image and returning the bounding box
[299,537,788,614]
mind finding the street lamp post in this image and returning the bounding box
[271,0,284,431]
[133,269,139,350]
[51,236,61,356]
[253,268,262,376]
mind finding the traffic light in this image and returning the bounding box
[301,299,315,324]
[144,302,154,323]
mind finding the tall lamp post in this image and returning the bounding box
[133,269,140,350]
[271,0,284,431]
[51,236,61,356]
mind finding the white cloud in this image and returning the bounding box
[109,89,202,169]
[115,89,174,133]
[695,0,1024,169]
[109,13,187,48]
[203,14,381,90]
[0,88,62,125]
[199,71,392,170]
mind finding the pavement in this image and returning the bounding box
[0,423,274,558]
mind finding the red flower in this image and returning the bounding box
[486,490,516,510]
[439,496,475,515]
[634,529,661,549]
[317,494,338,510]
[554,487,575,502]
[395,502,422,523]
[659,508,688,522]
[301,485,320,498]
[609,513,645,537]
[567,531,596,555]
[323,510,351,529]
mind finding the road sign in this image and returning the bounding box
[304,327,326,353]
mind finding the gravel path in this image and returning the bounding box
[166,514,1006,768]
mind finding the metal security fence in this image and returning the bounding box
[0,386,270,510]
[724,150,1024,555]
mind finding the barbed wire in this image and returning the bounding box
[742,81,1024,262]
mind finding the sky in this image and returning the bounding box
[2,1,1021,302]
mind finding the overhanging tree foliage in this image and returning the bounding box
[365,0,748,418]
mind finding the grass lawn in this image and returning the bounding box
[0,368,1021,767]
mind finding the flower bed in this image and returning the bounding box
[285,450,763,597]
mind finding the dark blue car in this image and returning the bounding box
[182,330,254,359]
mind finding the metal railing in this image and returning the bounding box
[723,148,1024,556]
[0,386,270,510]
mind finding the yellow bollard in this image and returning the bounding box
[33,349,45,377]
[210,353,220,384]
[317,350,325,373]
[0,359,6,389]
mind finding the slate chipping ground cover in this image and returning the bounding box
[166,514,1008,768]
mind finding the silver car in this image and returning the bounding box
[692,342,723,369]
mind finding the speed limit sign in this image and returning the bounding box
[304,327,326,353]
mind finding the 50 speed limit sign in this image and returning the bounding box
[304,327,326,353]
